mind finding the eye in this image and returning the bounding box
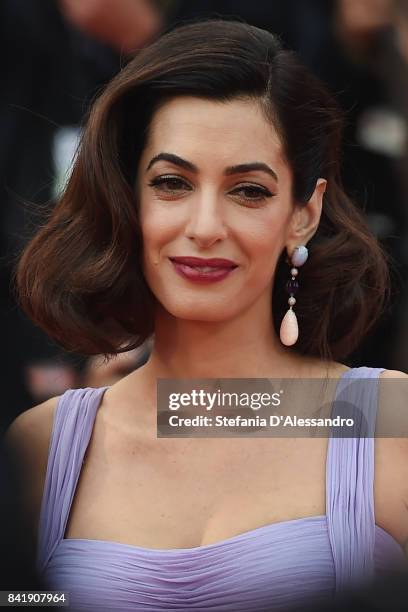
[148,175,191,193]
[230,184,273,203]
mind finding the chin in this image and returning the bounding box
[162,300,236,323]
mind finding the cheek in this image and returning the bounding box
[239,214,287,269]
[140,204,178,254]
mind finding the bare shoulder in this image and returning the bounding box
[377,369,408,438]
[377,369,408,432]
[5,396,59,463]
[4,396,60,542]
[379,369,408,379]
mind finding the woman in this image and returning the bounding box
[6,18,408,612]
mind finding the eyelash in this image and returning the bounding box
[147,175,273,204]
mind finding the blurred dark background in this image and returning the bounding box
[1,0,408,436]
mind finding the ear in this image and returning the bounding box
[286,178,327,253]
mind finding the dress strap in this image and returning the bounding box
[36,386,108,574]
[326,366,385,593]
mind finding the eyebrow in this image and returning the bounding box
[146,152,278,182]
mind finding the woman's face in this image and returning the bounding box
[136,96,313,323]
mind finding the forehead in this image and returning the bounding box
[142,96,286,169]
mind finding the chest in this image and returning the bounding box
[64,433,330,549]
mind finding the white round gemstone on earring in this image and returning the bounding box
[292,245,308,267]
[290,268,298,277]
[288,296,296,306]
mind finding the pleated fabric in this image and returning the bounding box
[36,367,406,611]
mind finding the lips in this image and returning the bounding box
[169,256,238,269]
[168,256,238,283]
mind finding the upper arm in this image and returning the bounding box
[377,370,408,546]
[3,396,60,544]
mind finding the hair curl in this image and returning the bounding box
[15,18,391,361]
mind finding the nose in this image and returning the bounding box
[184,192,228,247]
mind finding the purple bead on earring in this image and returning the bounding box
[279,245,308,346]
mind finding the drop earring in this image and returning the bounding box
[279,245,308,346]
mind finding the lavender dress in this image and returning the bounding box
[36,367,406,611]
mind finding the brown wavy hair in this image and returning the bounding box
[15,18,391,360]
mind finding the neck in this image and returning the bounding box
[144,301,316,380]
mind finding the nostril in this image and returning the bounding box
[184,221,228,244]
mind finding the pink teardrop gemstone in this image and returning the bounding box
[279,309,299,346]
